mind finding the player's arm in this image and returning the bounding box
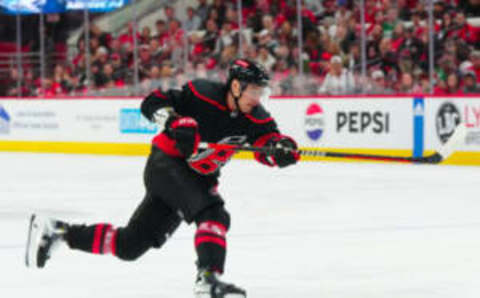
[247,108,300,168]
[141,87,200,158]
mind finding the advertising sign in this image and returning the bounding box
[268,97,412,149]
[425,98,480,151]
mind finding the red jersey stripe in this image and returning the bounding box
[188,81,227,111]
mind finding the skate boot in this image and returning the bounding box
[194,269,246,298]
[25,214,68,268]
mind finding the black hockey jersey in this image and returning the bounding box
[141,79,280,148]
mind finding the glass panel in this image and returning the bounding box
[0,0,479,97]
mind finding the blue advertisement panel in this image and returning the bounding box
[66,0,129,12]
[0,0,128,14]
[119,108,157,134]
[0,0,66,14]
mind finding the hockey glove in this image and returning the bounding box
[254,134,300,168]
[269,136,300,168]
[165,115,200,158]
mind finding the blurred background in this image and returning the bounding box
[0,0,479,98]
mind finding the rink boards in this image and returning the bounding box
[0,96,479,165]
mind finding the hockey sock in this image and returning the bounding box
[195,221,227,273]
[65,223,117,255]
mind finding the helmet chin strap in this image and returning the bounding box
[229,82,248,118]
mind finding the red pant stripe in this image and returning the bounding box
[92,224,104,254]
[195,236,226,248]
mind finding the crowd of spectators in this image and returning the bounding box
[2,0,480,97]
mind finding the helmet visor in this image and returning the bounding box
[243,85,272,106]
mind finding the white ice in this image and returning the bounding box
[1,152,480,298]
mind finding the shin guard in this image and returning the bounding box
[194,221,227,273]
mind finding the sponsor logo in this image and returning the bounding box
[119,108,158,134]
[304,103,325,141]
[0,105,11,134]
[464,104,480,145]
[75,113,116,131]
[12,110,59,130]
[337,111,390,133]
[436,102,461,144]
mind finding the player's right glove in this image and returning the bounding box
[164,115,200,158]
[269,136,300,168]
[153,107,200,158]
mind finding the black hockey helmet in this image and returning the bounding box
[227,58,270,87]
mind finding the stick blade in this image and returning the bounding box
[437,122,467,161]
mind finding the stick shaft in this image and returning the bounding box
[199,143,439,164]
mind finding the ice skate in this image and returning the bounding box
[194,269,246,298]
[25,214,68,268]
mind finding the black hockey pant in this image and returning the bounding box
[64,147,231,272]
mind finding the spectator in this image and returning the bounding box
[467,51,480,83]
[149,39,163,61]
[261,14,275,36]
[256,29,278,54]
[205,8,222,30]
[95,63,115,89]
[184,6,202,31]
[196,0,210,24]
[367,70,393,94]
[153,20,168,46]
[462,71,479,93]
[138,45,155,80]
[210,0,227,27]
[435,72,462,94]
[164,5,176,23]
[256,46,276,71]
[110,53,128,83]
[458,0,480,17]
[318,55,355,95]
[398,27,425,63]
[52,64,73,94]
[118,22,138,48]
[397,72,418,94]
[383,8,400,38]
[139,26,152,45]
[214,22,239,56]
[452,11,479,45]
[140,64,162,93]
[200,18,219,55]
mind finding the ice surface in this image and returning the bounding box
[1,152,480,298]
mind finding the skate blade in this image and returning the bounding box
[25,214,45,268]
[195,292,246,298]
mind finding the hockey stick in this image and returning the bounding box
[200,124,467,164]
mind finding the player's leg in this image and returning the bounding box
[192,204,246,298]
[26,193,181,268]
[65,193,181,260]
[146,148,246,297]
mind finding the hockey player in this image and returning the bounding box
[26,58,300,298]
